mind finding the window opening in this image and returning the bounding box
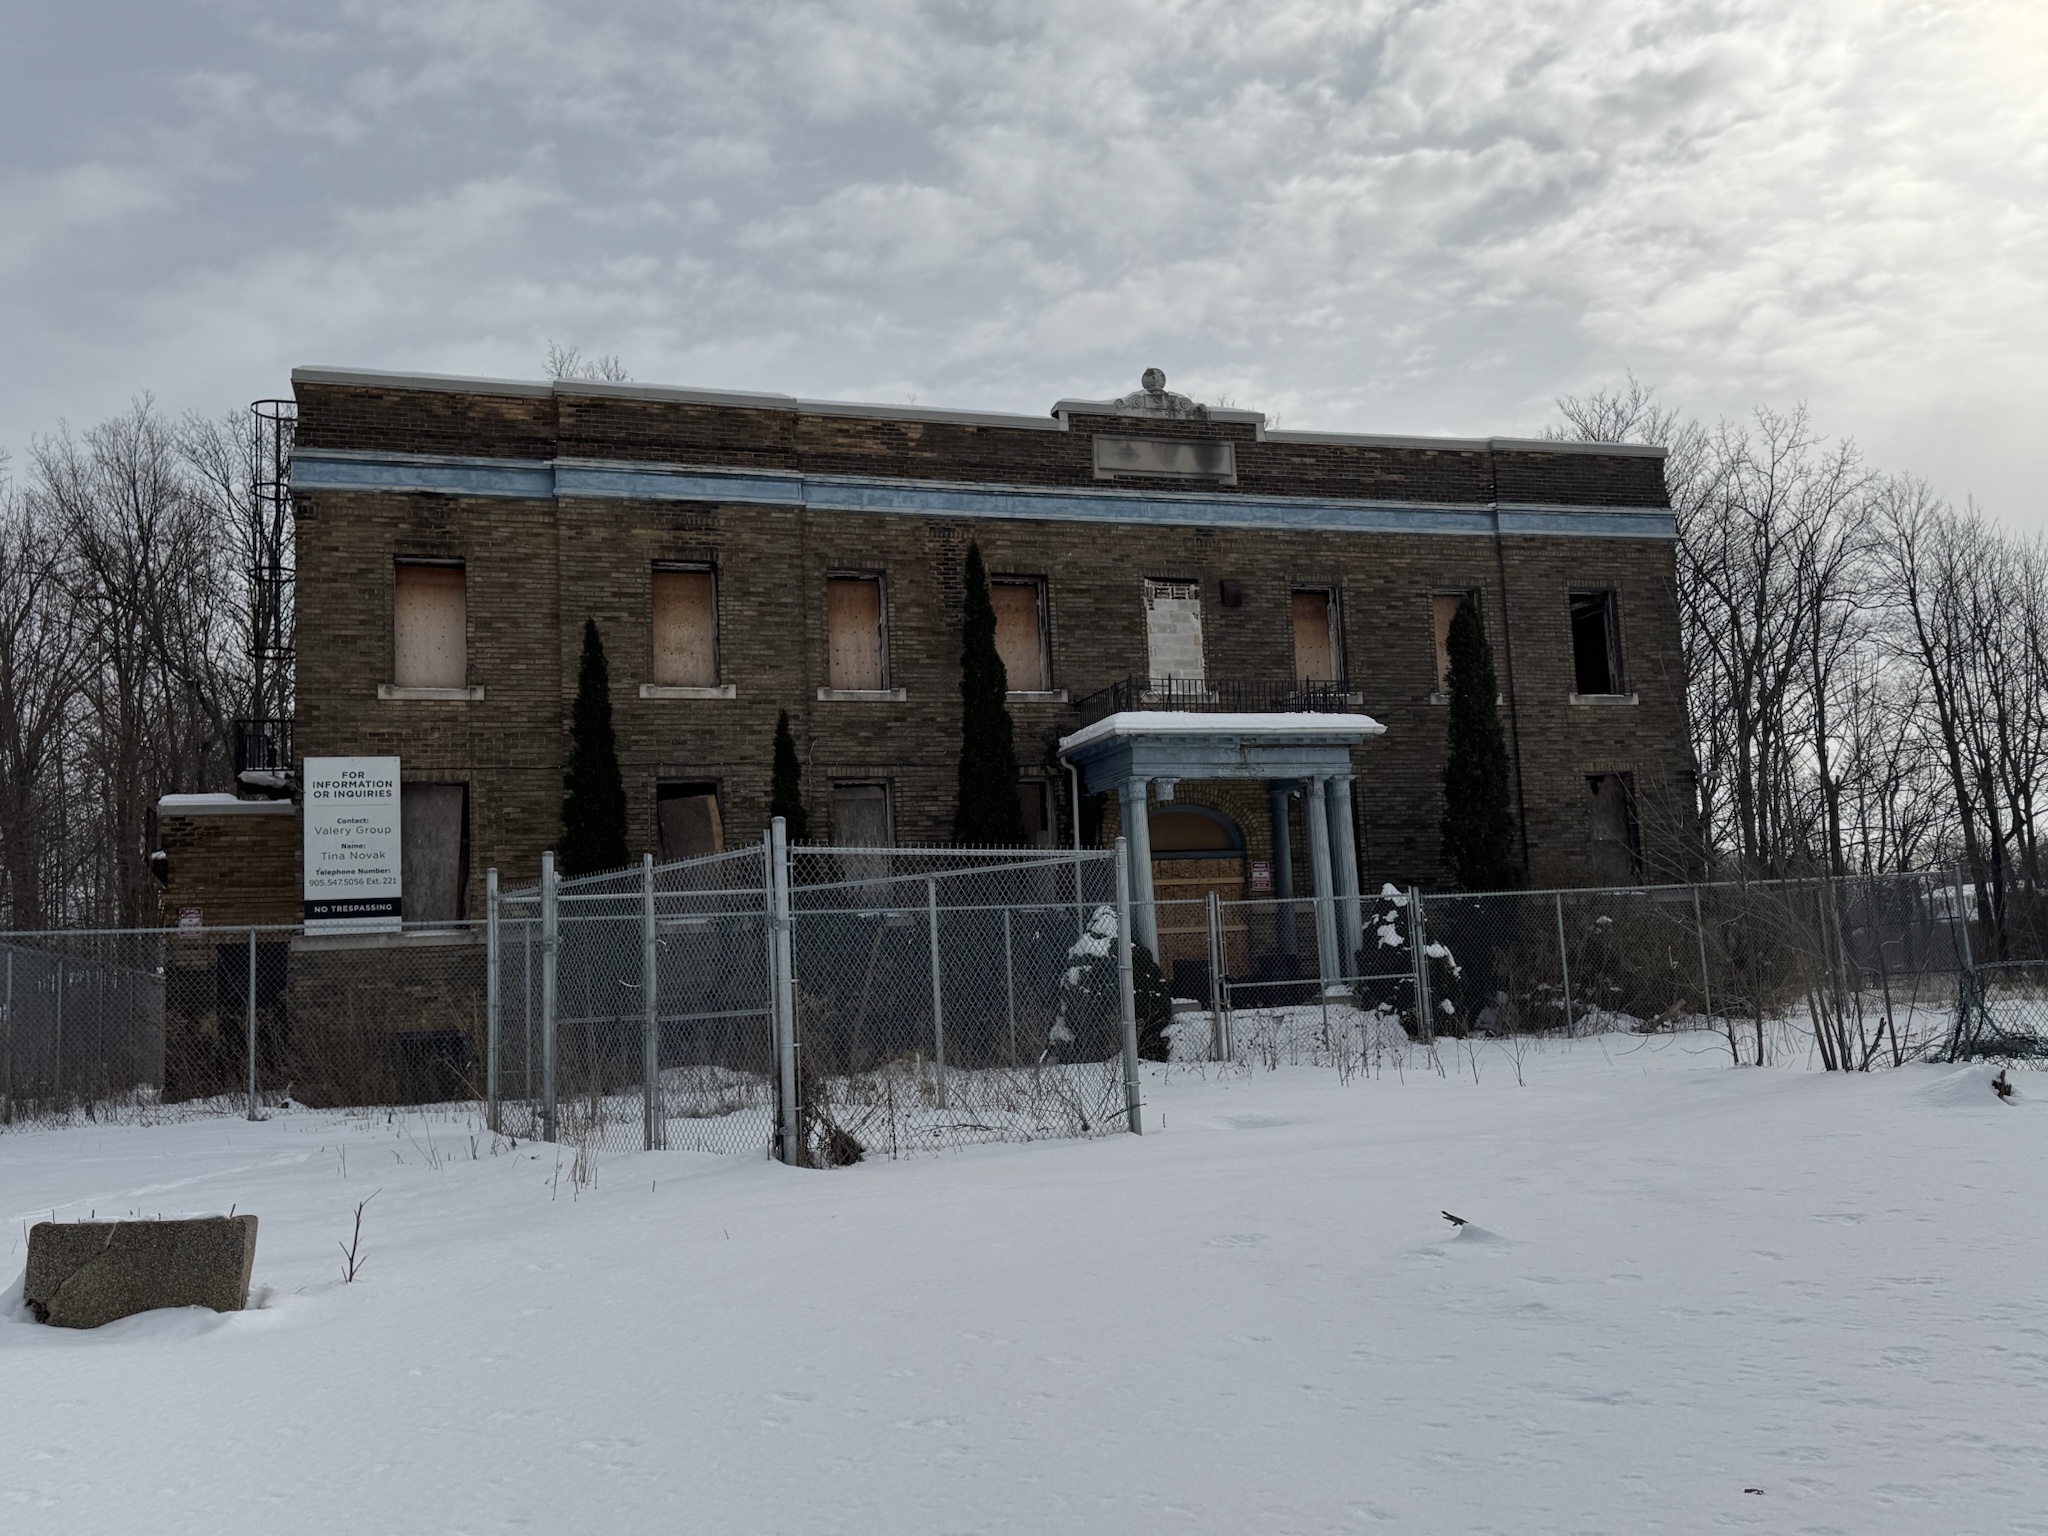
[826,576,887,690]
[1432,593,1477,695]
[1586,772,1642,881]
[1569,589,1623,695]
[394,562,466,689]
[1143,578,1204,694]
[992,579,1049,692]
[652,567,718,687]
[1292,589,1339,684]
[656,780,724,861]
[1017,780,1053,849]
[401,782,468,922]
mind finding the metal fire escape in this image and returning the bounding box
[234,398,296,795]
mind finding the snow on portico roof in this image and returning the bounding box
[1058,710,1386,756]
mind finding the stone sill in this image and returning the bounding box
[1007,689,1070,704]
[157,797,297,817]
[379,684,485,702]
[1569,692,1640,706]
[817,687,908,702]
[1428,693,1506,706]
[640,683,737,700]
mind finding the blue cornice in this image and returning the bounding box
[291,448,1677,541]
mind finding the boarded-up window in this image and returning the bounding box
[826,576,886,690]
[1292,590,1338,683]
[1570,589,1623,695]
[832,783,891,845]
[993,580,1048,691]
[652,568,718,687]
[394,563,466,688]
[401,782,467,922]
[657,780,724,861]
[1143,579,1204,690]
[1433,593,1474,694]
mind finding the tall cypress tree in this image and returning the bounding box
[770,709,809,842]
[1440,597,1521,890]
[561,618,630,876]
[953,541,1028,846]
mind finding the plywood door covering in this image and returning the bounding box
[1292,590,1336,683]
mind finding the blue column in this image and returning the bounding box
[1118,778,1158,954]
[1327,773,1363,973]
[1303,774,1339,988]
[1268,780,1297,955]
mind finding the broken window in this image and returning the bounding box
[656,780,724,861]
[401,782,468,922]
[1292,589,1340,684]
[826,575,887,690]
[652,567,718,687]
[393,562,466,688]
[1586,772,1642,882]
[1569,589,1624,695]
[1433,593,1477,695]
[992,579,1049,692]
[1143,578,1204,694]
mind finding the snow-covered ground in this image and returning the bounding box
[4,1036,2044,1535]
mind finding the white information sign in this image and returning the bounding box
[302,756,403,932]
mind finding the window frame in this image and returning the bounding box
[991,574,1052,695]
[1585,770,1643,879]
[1290,585,1343,686]
[825,571,891,693]
[391,557,469,693]
[649,561,721,689]
[1431,588,1481,700]
[829,780,895,845]
[1568,587,1627,698]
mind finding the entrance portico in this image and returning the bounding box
[1058,710,1386,985]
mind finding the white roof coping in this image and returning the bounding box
[157,793,296,817]
[1059,710,1387,755]
[293,366,553,399]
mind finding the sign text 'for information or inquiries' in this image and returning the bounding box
[302,756,402,932]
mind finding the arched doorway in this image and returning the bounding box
[1149,805,1245,991]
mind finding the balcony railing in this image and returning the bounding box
[233,718,294,785]
[1072,677,1357,727]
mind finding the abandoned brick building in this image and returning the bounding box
[159,364,1693,951]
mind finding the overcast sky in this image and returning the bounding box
[4,1,2044,523]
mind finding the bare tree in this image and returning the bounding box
[544,340,629,382]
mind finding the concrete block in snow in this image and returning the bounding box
[24,1215,258,1328]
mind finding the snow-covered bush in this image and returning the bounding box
[1354,884,1464,1036]
[1048,904,1171,1063]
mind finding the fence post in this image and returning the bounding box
[53,950,63,1100]
[1114,836,1144,1134]
[1692,882,1713,1030]
[485,867,501,1133]
[1408,886,1432,1041]
[245,927,259,1120]
[642,852,660,1153]
[1206,889,1227,1062]
[2,949,11,1123]
[1949,861,1977,1058]
[1554,891,1575,1034]
[769,817,800,1166]
[540,850,558,1143]
[926,878,948,1110]
[1002,905,1017,1066]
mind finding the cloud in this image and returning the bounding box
[0,0,2042,520]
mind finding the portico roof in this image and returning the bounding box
[1058,710,1385,794]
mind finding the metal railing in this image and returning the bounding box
[1072,675,1359,725]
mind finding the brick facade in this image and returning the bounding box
[270,369,1694,917]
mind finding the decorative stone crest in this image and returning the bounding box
[1113,367,1208,420]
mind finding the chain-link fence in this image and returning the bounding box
[1131,867,2009,1071]
[1,858,2025,1137]
[491,831,1139,1165]
[0,924,491,1128]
